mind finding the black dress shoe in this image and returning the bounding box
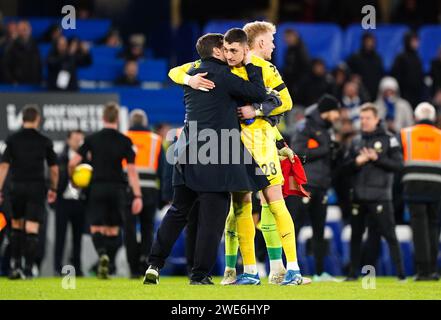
[23,268,34,280]
[190,276,214,285]
[430,273,440,281]
[414,274,433,281]
[397,274,407,282]
[344,275,358,282]
[8,268,25,280]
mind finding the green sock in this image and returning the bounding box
[224,205,239,269]
[261,204,283,261]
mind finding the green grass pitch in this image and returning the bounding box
[1,277,440,300]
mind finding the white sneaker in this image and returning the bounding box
[143,265,160,285]
[220,269,237,285]
[317,272,340,282]
[301,276,313,285]
[268,268,287,285]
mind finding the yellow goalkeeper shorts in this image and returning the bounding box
[241,119,284,187]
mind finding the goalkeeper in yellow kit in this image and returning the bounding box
[169,23,304,286]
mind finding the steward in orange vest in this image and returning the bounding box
[123,110,164,278]
[400,120,441,201]
[400,103,441,280]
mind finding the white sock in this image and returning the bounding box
[244,264,257,275]
[225,267,235,272]
[257,262,268,277]
[287,261,300,272]
[269,259,285,273]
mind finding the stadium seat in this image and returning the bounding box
[38,44,52,59]
[78,59,168,82]
[174,22,201,65]
[327,188,338,205]
[378,225,414,276]
[397,225,414,276]
[138,60,168,82]
[326,205,344,255]
[419,25,441,73]
[340,225,352,267]
[213,240,226,276]
[90,46,122,62]
[78,60,124,81]
[275,23,343,70]
[80,86,185,125]
[203,20,247,35]
[63,19,111,41]
[161,232,188,276]
[343,24,409,71]
[297,226,342,276]
[340,225,369,272]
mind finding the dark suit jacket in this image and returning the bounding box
[57,146,71,198]
[174,57,269,192]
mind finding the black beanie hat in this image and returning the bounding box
[317,94,340,113]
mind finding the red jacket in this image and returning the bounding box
[281,155,310,198]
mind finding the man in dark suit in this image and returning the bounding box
[54,130,86,276]
[144,32,269,285]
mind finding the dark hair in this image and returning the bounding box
[195,33,224,59]
[224,28,248,45]
[67,130,84,139]
[22,104,40,123]
[103,102,119,123]
[284,28,297,35]
[311,58,325,66]
[362,32,375,42]
[360,103,379,117]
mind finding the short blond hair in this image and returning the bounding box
[243,21,276,48]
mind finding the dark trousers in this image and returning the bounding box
[54,199,85,273]
[149,185,230,281]
[349,201,404,277]
[286,186,328,275]
[185,201,199,276]
[408,201,441,276]
[123,190,157,275]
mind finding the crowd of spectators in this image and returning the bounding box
[280,26,441,227]
[0,18,144,90]
[282,28,441,140]
[278,0,441,27]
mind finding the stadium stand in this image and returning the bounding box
[203,20,248,35]
[343,24,409,71]
[326,206,344,256]
[275,23,343,70]
[297,226,342,276]
[419,25,441,73]
[77,59,168,83]
[62,19,112,41]
[3,16,56,39]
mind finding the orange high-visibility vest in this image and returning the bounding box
[124,130,162,189]
[400,124,441,183]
